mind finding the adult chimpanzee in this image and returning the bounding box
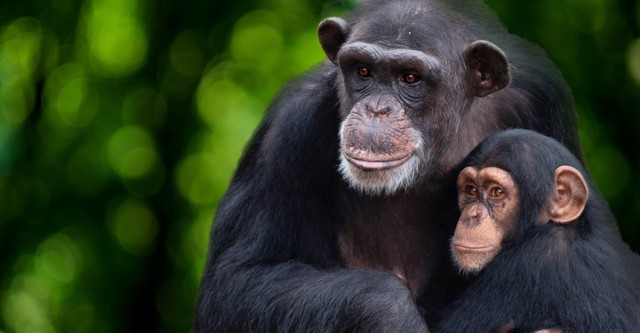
[193,0,583,331]
[436,129,640,333]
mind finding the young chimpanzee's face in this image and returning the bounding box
[451,164,589,274]
[452,166,519,273]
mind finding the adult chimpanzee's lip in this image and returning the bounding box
[345,154,413,171]
[453,244,495,252]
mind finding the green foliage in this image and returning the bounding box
[0,0,638,331]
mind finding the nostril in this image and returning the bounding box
[462,217,478,228]
[368,106,390,116]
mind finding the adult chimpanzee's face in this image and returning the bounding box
[336,42,441,195]
[318,15,510,196]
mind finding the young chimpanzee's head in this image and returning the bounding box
[450,129,590,273]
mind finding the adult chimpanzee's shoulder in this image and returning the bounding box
[231,61,341,180]
[209,61,343,259]
[270,62,340,113]
[269,62,340,115]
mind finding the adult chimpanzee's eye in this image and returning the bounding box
[358,67,371,78]
[464,185,478,197]
[403,73,420,84]
[488,187,504,198]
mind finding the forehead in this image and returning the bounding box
[457,166,515,187]
[349,24,444,54]
[347,3,459,54]
[338,42,441,69]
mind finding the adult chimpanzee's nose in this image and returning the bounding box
[366,94,397,117]
[368,105,390,116]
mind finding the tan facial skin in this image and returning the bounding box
[452,165,589,273]
[453,165,589,333]
[452,166,519,273]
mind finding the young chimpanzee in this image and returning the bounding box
[436,129,640,333]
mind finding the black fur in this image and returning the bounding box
[436,129,640,333]
[193,0,584,331]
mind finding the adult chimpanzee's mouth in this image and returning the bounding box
[345,154,413,171]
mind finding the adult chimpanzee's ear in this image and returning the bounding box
[318,17,350,65]
[464,40,511,97]
[548,166,589,223]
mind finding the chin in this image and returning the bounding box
[451,244,499,275]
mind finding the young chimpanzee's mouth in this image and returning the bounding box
[344,153,413,171]
[453,243,496,253]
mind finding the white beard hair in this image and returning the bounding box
[338,121,426,196]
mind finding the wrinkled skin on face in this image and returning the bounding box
[318,16,512,196]
[339,93,425,195]
[341,95,420,170]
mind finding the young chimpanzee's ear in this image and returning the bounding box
[464,40,511,97]
[318,17,350,65]
[548,166,589,223]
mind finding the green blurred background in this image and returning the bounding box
[0,0,638,331]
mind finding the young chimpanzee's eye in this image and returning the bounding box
[358,67,371,78]
[464,184,478,197]
[402,73,420,84]
[488,186,504,198]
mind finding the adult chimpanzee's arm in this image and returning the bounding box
[192,63,429,333]
[195,261,427,332]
